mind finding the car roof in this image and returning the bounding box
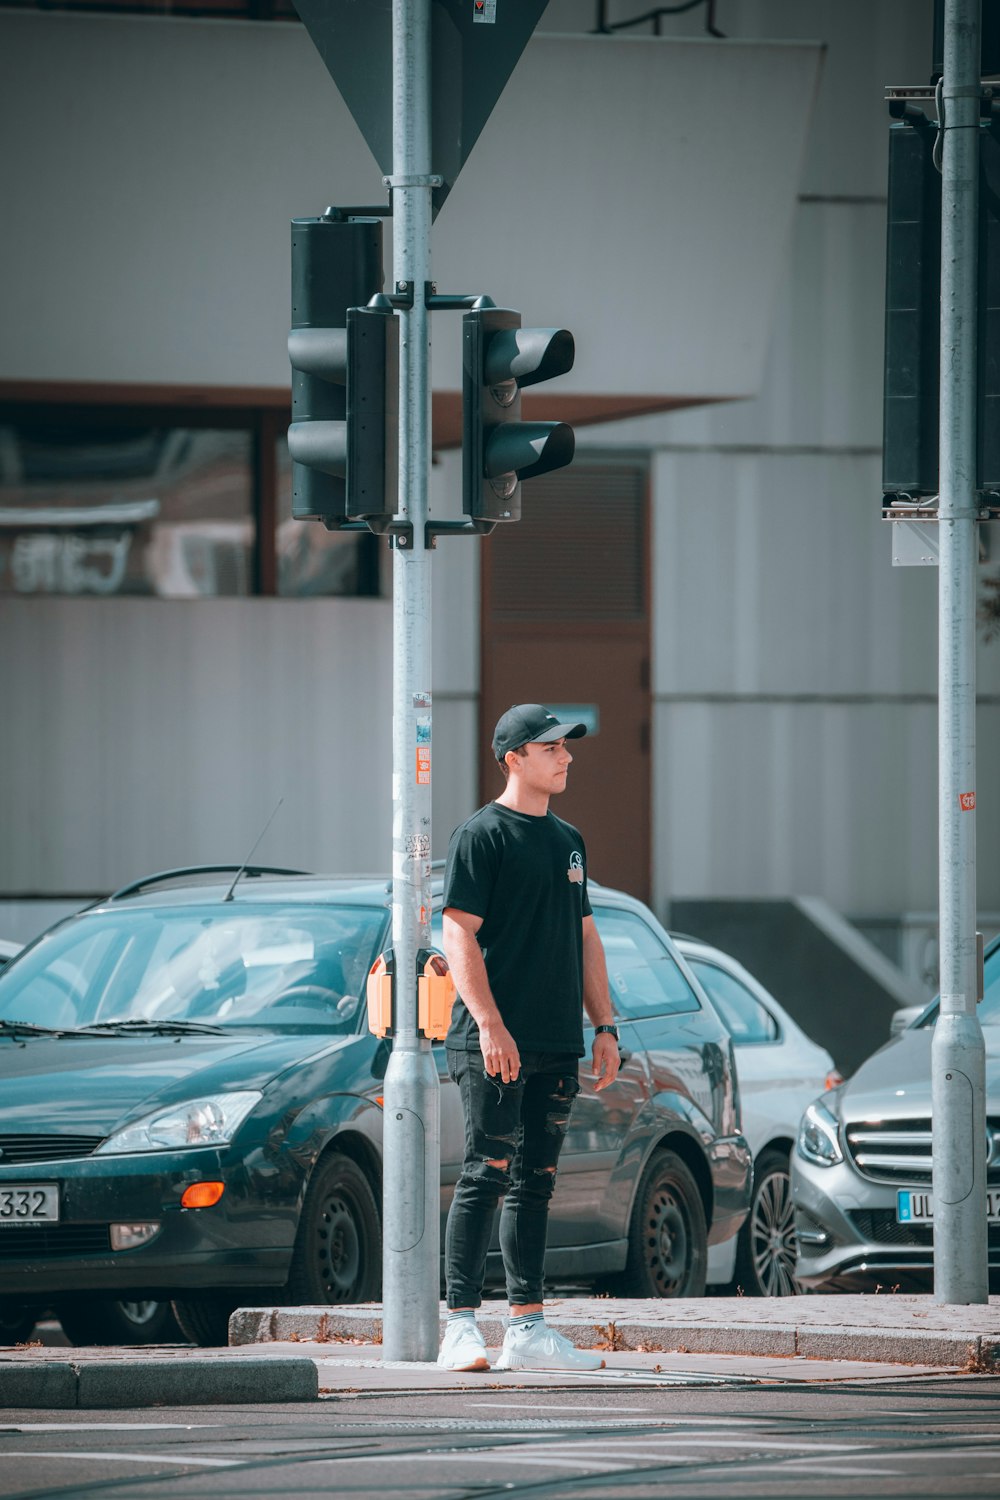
[671,933,794,1019]
[85,867,396,915]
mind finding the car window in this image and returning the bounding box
[0,904,387,1032]
[593,907,701,1020]
[918,942,1000,1028]
[982,951,1000,1024]
[685,958,779,1043]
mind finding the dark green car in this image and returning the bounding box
[0,867,750,1345]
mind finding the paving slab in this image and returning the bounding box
[300,1340,965,1391]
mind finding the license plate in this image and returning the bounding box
[0,1185,60,1225]
[897,1188,1000,1224]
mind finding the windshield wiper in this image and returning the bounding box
[80,1018,228,1036]
[0,1019,67,1037]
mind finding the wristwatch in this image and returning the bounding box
[594,1024,619,1041]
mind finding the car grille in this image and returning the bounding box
[849,1209,1000,1251]
[0,1225,111,1259]
[0,1134,104,1164]
[844,1116,1000,1185]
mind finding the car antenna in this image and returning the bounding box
[223,798,285,902]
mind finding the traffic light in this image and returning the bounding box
[882,116,941,501]
[462,304,575,523]
[288,216,398,526]
[882,111,1000,506]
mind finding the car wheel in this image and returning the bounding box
[56,1297,186,1346]
[0,1297,42,1343]
[286,1152,381,1304]
[170,1294,239,1347]
[620,1148,707,1298]
[733,1148,801,1297]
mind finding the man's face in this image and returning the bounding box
[510,737,573,795]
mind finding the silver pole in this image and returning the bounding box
[381,0,441,1360]
[932,0,988,1304]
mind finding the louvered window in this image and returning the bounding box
[488,466,646,622]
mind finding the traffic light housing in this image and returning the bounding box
[288,216,398,526]
[882,112,1000,505]
[882,117,941,500]
[463,305,575,523]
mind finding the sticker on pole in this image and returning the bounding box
[473,0,497,21]
[416,714,431,786]
[959,791,976,811]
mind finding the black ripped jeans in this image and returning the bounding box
[444,1047,581,1309]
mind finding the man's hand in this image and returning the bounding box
[592,1031,621,1092]
[480,1021,521,1082]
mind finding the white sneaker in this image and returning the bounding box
[437,1317,490,1372]
[494,1321,605,1372]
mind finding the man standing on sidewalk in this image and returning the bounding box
[437,703,621,1373]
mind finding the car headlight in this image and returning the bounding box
[797,1098,844,1167]
[95,1091,262,1155]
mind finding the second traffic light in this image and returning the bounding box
[883,112,1000,505]
[463,304,575,523]
[288,216,398,527]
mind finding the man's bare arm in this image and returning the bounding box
[582,914,621,1092]
[442,908,521,1081]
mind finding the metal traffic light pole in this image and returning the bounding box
[380,0,441,1362]
[933,0,989,1303]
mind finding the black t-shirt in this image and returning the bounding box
[442,801,592,1056]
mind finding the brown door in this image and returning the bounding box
[480,462,651,902]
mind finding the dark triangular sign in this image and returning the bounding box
[293,0,549,218]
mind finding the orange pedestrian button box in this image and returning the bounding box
[366,951,395,1038]
[418,950,456,1041]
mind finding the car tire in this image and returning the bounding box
[0,1297,42,1343]
[56,1297,186,1347]
[170,1294,239,1348]
[286,1152,381,1304]
[618,1147,708,1298]
[732,1147,801,1297]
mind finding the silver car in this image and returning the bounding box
[792,937,1000,1290]
[675,939,839,1296]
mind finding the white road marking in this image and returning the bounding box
[554,1436,867,1452]
[465,1401,652,1413]
[9,1452,239,1469]
[1,1423,215,1433]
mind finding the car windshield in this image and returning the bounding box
[919,942,1000,1027]
[0,903,386,1034]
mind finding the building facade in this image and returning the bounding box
[1,1,995,978]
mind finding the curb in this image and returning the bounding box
[228,1306,997,1371]
[0,1357,318,1410]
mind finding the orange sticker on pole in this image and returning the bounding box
[959,791,976,811]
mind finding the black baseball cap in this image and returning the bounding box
[492,703,588,761]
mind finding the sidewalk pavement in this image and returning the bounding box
[1,1295,997,1409]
